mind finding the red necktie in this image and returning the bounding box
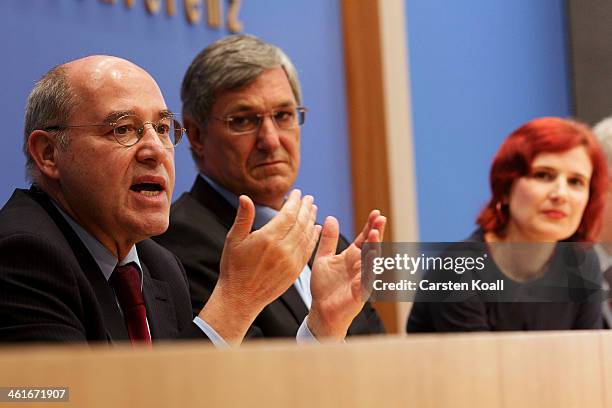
[110,263,152,344]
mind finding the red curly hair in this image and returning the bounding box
[476,117,608,242]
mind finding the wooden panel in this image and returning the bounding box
[398,334,501,407]
[0,332,607,407]
[0,332,552,408]
[376,0,419,332]
[498,331,604,407]
[340,0,392,236]
[601,331,612,407]
[341,0,397,333]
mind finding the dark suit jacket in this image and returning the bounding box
[154,175,385,338]
[0,187,206,343]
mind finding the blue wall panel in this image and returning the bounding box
[406,0,572,241]
[0,0,354,235]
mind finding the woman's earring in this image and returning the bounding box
[495,201,507,214]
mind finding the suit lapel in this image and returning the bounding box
[190,176,239,231]
[29,187,129,342]
[140,261,178,339]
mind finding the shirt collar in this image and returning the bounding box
[201,174,279,228]
[51,200,142,281]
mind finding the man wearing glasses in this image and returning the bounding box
[0,54,383,345]
[155,35,386,339]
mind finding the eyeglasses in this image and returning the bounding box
[44,114,184,148]
[212,106,307,135]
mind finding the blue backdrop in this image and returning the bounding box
[0,0,355,235]
[406,0,572,241]
[0,1,576,242]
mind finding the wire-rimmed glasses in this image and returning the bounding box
[212,106,307,135]
[44,113,184,148]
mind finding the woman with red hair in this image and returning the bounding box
[407,117,608,332]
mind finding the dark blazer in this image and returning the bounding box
[155,175,385,338]
[0,187,206,343]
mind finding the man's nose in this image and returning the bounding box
[135,124,168,164]
[256,115,281,150]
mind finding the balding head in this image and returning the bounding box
[63,55,159,98]
[23,55,159,182]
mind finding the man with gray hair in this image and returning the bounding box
[155,35,386,338]
[593,116,612,328]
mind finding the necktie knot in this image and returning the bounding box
[110,263,144,309]
[110,262,151,344]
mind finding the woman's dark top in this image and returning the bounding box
[406,230,603,332]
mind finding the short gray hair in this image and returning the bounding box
[23,65,77,181]
[593,116,612,169]
[181,34,301,127]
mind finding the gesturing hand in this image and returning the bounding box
[307,210,386,341]
[199,189,321,345]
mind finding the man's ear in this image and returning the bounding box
[184,117,205,158]
[27,130,61,180]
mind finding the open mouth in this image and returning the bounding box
[130,182,164,197]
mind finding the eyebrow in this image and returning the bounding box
[102,110,135,123]
[102,110,174,123]
[570,172,590,181]
[532,165,590,180]
[159,109,174,119]
[225,101,297,114]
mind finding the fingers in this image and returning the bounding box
[314,216,340,261]
[225,195,255,243]
[354,210,383,248]
[263,189,302,236]
[301,204,322,261]
[370,216,386,242]
[258,189,320,277]
[362,228,382,268]
[313,224,323,246]
[362,210,379,239]
[288,198,320,267]
[261,189,319,267]
[283,194,317,252]
[349,227,381,301]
